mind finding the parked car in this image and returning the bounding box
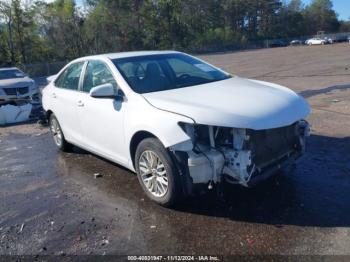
[290,40,303,46]
[332,35,348,43]
[268,40,288,48]
[305,38,326,45]
[42,51,310,206]
[324,37,333,44]
[0,67,39,103]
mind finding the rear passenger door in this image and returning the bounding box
[52,61,85,144]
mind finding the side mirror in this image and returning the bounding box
[90,83,116,98]
[115,89,125,102]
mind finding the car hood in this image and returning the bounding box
[0,77,34,88]
[142,77,311,130]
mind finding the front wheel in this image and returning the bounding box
[135,138,182,206]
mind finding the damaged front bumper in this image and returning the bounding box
[0,86,40,105]
[0,89,41,125]
[174,120,310,189]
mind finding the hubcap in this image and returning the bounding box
[139,150,168,197]
[50,118,62,147]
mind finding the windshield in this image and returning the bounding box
[0,69,26,80]
[112,53,231,94]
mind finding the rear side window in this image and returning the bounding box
[82,60,117,93]
[55,62,84,90]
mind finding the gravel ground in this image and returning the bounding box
[0,43,350,258]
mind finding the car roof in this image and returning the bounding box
[0,67,20,71]
[75,50,181,62]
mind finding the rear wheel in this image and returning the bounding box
[49,114,72,152]
[135,138,182,206]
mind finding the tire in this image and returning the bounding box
[49,114,72,152]
[135,138,182,207]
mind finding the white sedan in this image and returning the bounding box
[305,38,326,45]
[42,51,310,206]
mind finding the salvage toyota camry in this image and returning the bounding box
[42,51,310,206]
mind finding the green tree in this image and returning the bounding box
[303,0,340,34]
[0,0,348,66]
[0,0,16,64]
[36,0,85,60]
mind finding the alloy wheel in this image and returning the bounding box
[139,150,168,197]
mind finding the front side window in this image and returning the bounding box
[55,62,84,90]
[82,60,117,93]
[112,53,231,94]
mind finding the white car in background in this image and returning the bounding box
[305,38,326,45]
[42,51,310,206]
[0,67,39,103]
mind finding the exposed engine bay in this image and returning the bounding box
[176,121,310,187]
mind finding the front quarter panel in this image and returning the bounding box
[124,95,194,170]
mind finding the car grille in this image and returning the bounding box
[247,123,300,167]
[3,87,29,96]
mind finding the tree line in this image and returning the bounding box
[0,0,349,66]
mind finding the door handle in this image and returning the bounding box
[77,100,84,107]
[52,93,57,98]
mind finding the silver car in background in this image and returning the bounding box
[0,67,39,104]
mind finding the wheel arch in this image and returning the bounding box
[129,130,158,169]
[46,109,53,120]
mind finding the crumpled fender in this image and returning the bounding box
[124,96,195,170]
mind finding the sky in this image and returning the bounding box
[302,0,350,20]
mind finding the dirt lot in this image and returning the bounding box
[0,43,350,258]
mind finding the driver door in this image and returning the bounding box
[77,60,128,165]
